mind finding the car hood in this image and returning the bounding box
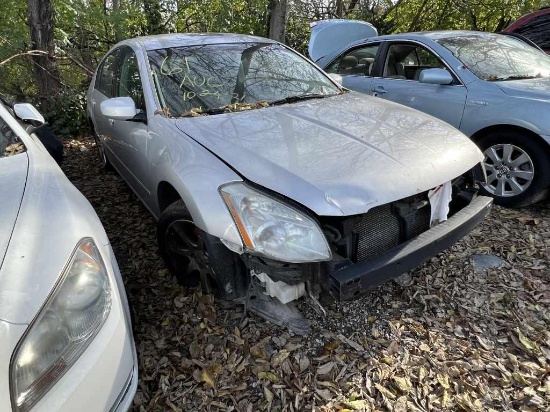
[495,77,550,100]
[175,93,483,216]
[0,154,28,269]
[0,148,109,324]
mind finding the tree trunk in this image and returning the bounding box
[27,0,61,101]
[112,0,123,42]
[268,0,287,43]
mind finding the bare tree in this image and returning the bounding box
[27,0,61,100]
[268,0,287,43]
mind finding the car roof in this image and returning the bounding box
[122,33,276,51]
[371,30,500,42]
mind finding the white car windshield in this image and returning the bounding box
[437,34,550,81]
[148,42,341,117]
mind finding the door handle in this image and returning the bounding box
[371,86,387,94]
[108,119,114,125]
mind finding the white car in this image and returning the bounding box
[0,102,137,411]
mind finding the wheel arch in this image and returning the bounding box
[153,172,243,248]
[470,124,550,156]
[157,181,182,213]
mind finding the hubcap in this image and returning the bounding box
[482,143,534,197]
[164,219,218,295]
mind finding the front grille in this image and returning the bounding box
[353,204,400,262]
[352,200,431,263]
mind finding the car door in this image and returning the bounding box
[369,41,467,129]
[324,43,381,94]
[109,46,151,200]
[90,48,122,169]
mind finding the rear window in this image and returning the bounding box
[0,114,25,158]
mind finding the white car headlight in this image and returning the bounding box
[220,183,331,263]
[10,238,111,412]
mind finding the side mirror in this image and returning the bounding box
[418,68,454,85]
[327,73,343,86]
[100,97,138,121]
[13,103,45,126]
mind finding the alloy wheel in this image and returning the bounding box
[164,219,219,295]
[482,143,534,197]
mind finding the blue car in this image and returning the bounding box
[309,20,550,207]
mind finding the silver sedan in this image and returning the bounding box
[87,33,492,333]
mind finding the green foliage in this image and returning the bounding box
[386,0,546,33]
[42,86,88,137]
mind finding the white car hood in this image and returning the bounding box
[0,153,28,268]
[175,93,484,216]
[0,149,109,324]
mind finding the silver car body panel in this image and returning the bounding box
[175,92,483,216]
[86,33,484,250]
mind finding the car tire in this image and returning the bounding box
[157,200,247,300]
[91,123,113,171]
[477,130,550,208]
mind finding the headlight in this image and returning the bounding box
[10,238,111,412]
[220,183,331,263]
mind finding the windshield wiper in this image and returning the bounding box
[269,93,336,106]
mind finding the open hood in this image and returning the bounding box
[0,154,28,269]
[309,19,378,67]
[175,93,483,217]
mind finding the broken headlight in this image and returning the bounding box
[220,183,331,263]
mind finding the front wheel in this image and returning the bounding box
[477,131,550,208]
[157,200,247,300]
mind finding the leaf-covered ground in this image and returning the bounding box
[63,137,550,412]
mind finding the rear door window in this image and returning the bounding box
[326,44,380,76]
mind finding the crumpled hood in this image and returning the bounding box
[495,77,550,100]
[175,93,483,216]
[0,154,28,268]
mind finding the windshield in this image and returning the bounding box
[0,113,25,159]
[437,33,550,81]
[148,42,341,117]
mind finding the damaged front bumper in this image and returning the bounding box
[327,195,492,301]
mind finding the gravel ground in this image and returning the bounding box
[63,136,549,412]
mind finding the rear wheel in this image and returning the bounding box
[477,130,550,208]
